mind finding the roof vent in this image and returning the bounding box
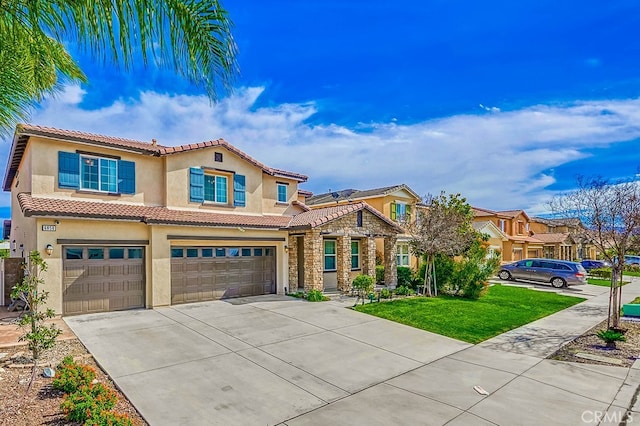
[152,139,157,146]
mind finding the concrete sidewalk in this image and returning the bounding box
[66,281,640,426]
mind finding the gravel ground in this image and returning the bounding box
[0,339,147,426]
[550,319,640,367]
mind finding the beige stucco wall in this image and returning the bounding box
[28,137,164,206]
[26,217,289,313]
[10,144,37,258]
[261,174,299,215]
[34,218,150,314]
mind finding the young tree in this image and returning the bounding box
[407,192,477,296]
[1,0,237,135]
[550,176,640,329]
[11,251,62,390]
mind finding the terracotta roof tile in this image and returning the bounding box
[531,232,572,244]
[287,201,403,232]
[18,194,291,229]
[4,124,307,190]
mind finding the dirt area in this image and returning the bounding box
[0,338,148,425]
[551,319,640,367]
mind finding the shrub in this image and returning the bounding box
[375,265,385,284]
[417,255,455,292]
[306,289,328,302]
[590,268,612,279]
[61,383,118,424]
[394,285,411,296]
[596,329,626,349]
[88,411,136,426]
[625,264,640,273]
[352,274,375,305]
[396,267,413,288]
[287,291,305,299]
[379,288,391,299]
[53,356,97,394]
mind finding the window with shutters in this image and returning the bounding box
[58,151,135,194]
[204,174,228,203]
[390,202,411,222]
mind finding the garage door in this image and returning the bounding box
[171,246,276,304]
[63,247,145,315]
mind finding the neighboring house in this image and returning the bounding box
[529,217,597,260]
[472,221,508,259]
[305,185,422,271]
[3,124,401,315]
[472,207,543,262]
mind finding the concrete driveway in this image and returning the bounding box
[65,287,640,426]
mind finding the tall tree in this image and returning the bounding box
[407,192,476,296]
[550,176,640,329]
[0,0,237,135]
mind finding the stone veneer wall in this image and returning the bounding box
[294,209,400,292]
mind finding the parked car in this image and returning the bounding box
[498,258,587,288]
[581,259,611,271]
[612,255,640,266]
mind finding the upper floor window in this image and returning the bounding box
[391,202,411,222]
[499,219,506,232]
[58,151,135,194]
[204,174,228,203]
[277,183,287,203]
[190,167,245,206]
[81,155,117,192]
[517,221,525,234]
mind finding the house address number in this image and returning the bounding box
[42,225,56,232]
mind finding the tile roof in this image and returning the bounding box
[531,232,572,244]
[472,207,497,217]
[306,184,420,206]
[507,235,544,244]
[287,201,404,232]
[3,124,307,191]
[17,194,292,229]
[531,216,583,227]
[496,210,526,218]
[17,194,403,232]
[297,189,313,197]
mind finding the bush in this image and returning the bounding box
[375,265,385,284]
[353,274,375,293]
[625,264,640,273]
[590,268,612,279]
[394,285,411,296]
[287,291,305,299]
[53,356,97,394]
[379,288,391,299]
[88,411,136,426]
[306,289,328,302]
[396,267,413,288]
[60,383,117,424]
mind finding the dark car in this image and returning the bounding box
[581,260,611,271]
[498,258,587,288]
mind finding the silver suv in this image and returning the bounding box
[498,258,587,288]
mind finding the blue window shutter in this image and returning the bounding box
[58,151,79,189]
[233,174,246,207]
[117,160,136,194]
[190,167,204,203]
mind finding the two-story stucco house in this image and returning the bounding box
[529,217,597,261]
[3,125,401,315]
[472,207,543,263]
[304,185,421,279]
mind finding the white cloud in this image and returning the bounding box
[13,86,640,212]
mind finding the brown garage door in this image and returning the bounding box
[63,247,145,315]
[171,246,276,304]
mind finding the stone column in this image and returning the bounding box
[361,237,376,279]
[303,230,324,291]
[287,235,298,293]
[384,235,398,288]
[336,235,352,292]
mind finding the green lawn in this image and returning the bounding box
[624,270,640,277]
[353,285,583,344]
[587,278,630,286]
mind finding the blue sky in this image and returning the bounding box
[2,0,640,218]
